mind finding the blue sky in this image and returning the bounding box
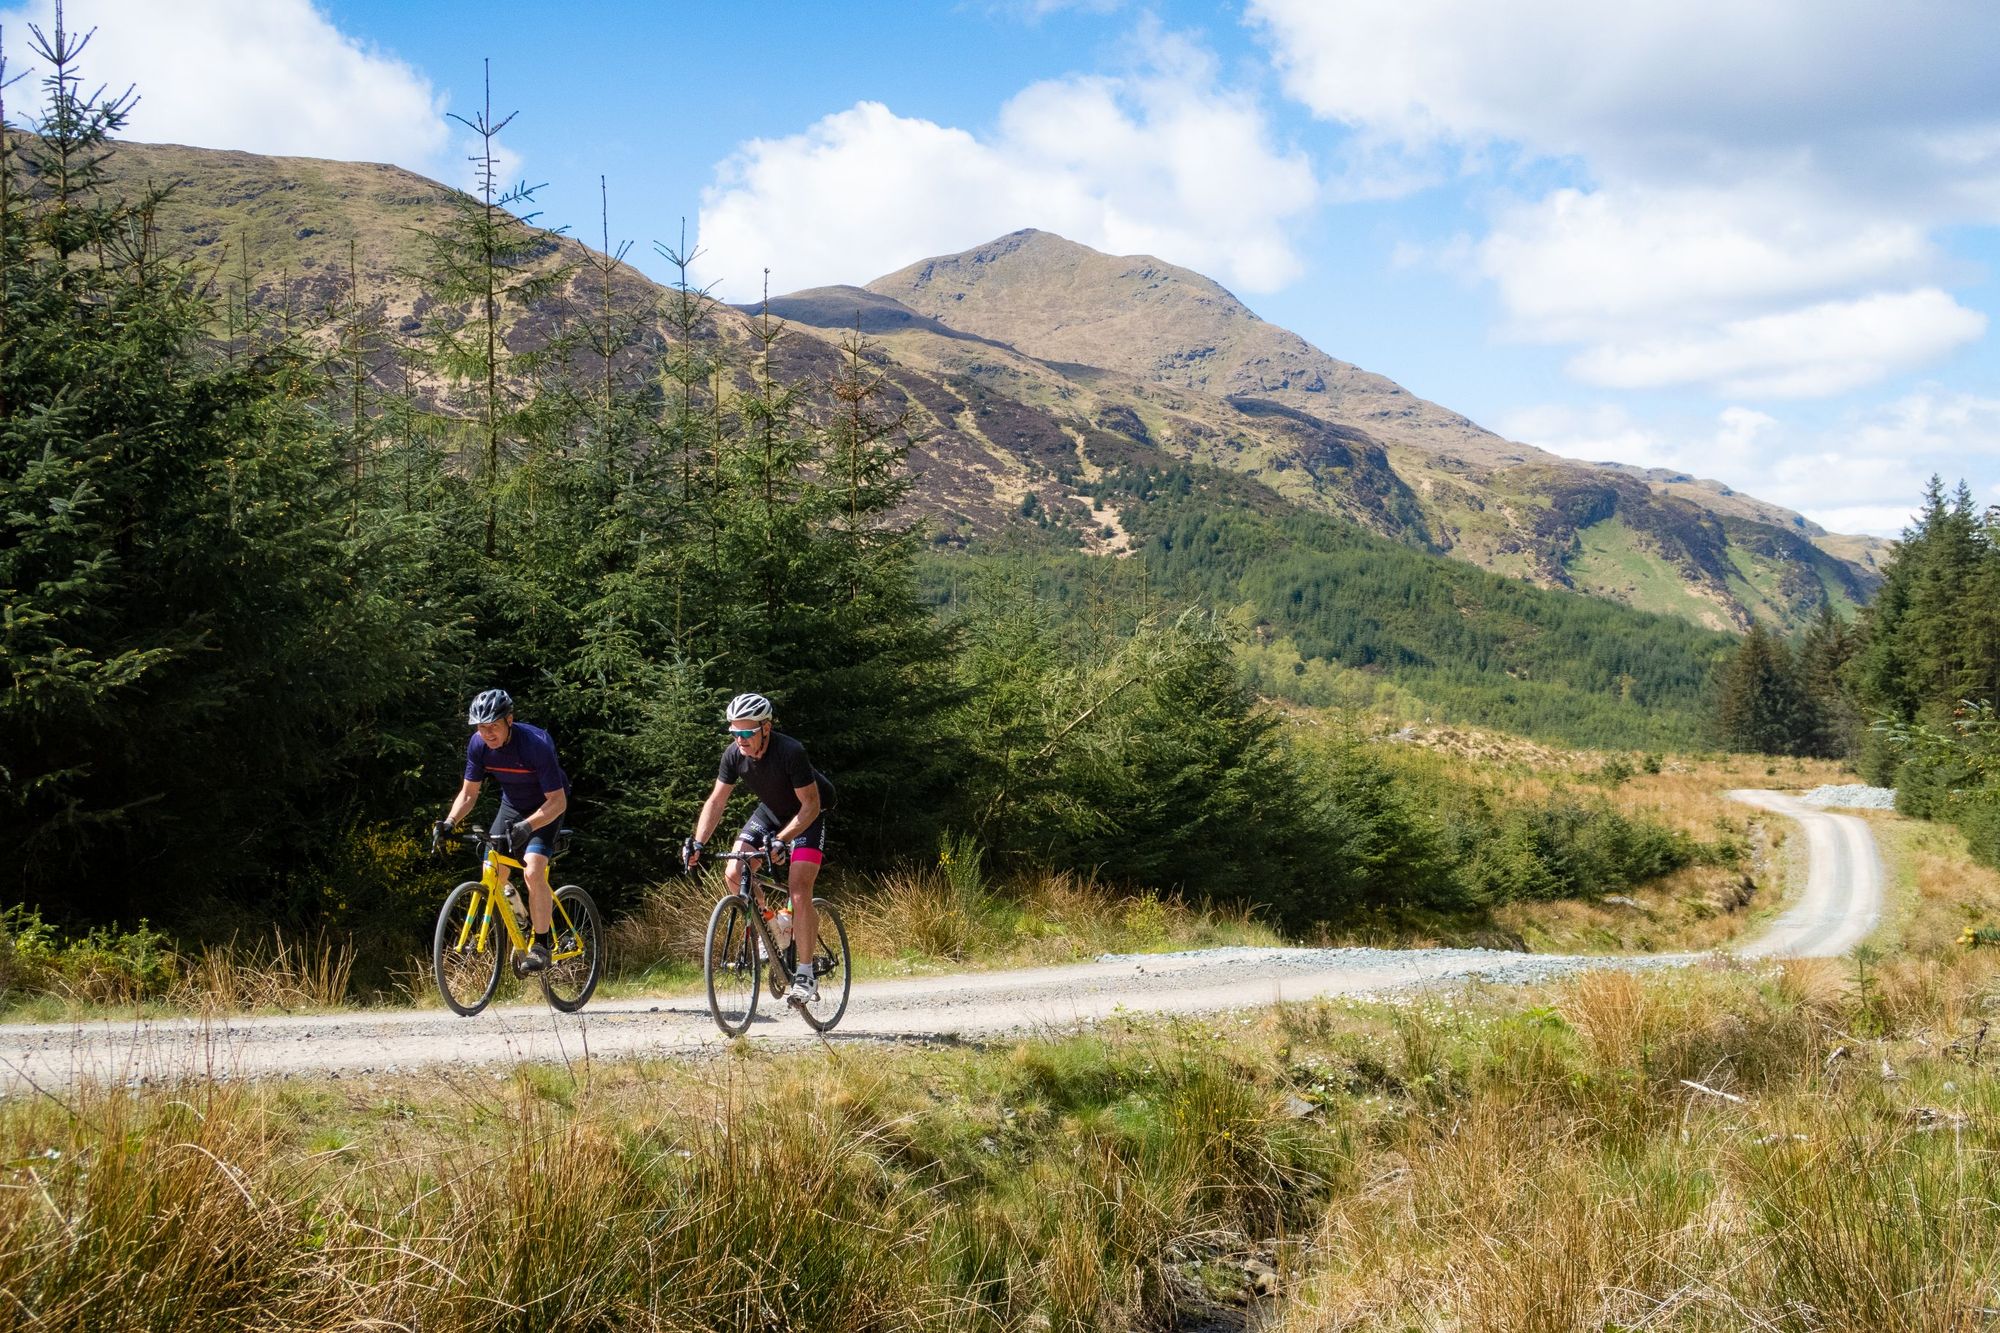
[5,0,1998,536]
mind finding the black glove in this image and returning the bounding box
[431,819,455,852]
[764,834,792,868]
[505,822,539,857]
[681,836,704,870]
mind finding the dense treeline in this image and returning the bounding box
[0,34,952,947]
[1851,481,2000,862]
[1711,478,2000,865]
[930,462,1740,750]
[0,38,1722,966]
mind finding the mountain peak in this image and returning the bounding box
[868,230,1457,433]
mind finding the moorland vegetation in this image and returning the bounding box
[0,18,1992,1013]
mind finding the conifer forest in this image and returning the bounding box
[2,24,1995,986]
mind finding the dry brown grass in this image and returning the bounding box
[845,863,1278,969]
[1273,944,2000,1332]
[604,872,717,975]
[1494,861,1763,954]
[170,930,355,1012]
[0,1015,1329,1331]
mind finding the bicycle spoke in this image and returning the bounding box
[434,882,506,1017]
[541,886,602,1013]
[704,895,759,1035]
[795,899,851,1033]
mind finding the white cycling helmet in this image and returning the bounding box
[723,691,774,724]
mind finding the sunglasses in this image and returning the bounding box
[727,726,763,739]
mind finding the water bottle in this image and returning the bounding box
[772,908,794,950]
[501,880,527,930]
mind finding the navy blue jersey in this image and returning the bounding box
[465,722,570,814]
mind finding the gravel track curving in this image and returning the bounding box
[0,790,1880,1094]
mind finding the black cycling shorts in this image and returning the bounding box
[494,801,565,858]
[738,803,827,865]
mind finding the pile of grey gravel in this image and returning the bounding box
[1797,784,1897,809]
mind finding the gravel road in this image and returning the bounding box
[0,789,1881,1094]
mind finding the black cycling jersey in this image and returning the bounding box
[717,731,834,824]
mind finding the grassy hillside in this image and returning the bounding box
[926,459,1740,750]
[80,141,1886,634]
[6,815,1994,1331]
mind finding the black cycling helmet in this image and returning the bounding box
[467,688,514,726]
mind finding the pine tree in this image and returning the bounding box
[1796,603,1859,758]
[408,62,575,558]
[1714,623,1810,755]
[0,12,436,917]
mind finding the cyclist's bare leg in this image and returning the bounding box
[724,839,755,899]
[786,856,822,971]
[524,852,554,933]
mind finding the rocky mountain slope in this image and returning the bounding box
[89,140,1882,632]
[858,229,1885,629]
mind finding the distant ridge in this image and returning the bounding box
[85,137,1884,633]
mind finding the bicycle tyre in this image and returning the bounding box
[794,898,852,1033]
[434,881,508,1017]
[704,894,761,1036]
[540,884,603,1013]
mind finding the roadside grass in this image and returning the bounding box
[0,748,1862,1021]
[0,1017,1339,1331]
[6,934,1999,1328]
[1867,812,2000,957]
[1,867,1276,1023]
[1275,797,2000,1331]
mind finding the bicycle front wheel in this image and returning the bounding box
[541,884,603,1013]
[796,898,852,1033]
[704,894,761,1036]
[434,881,507,1017]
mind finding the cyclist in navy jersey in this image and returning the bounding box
[435,689,570,973]
[682,691,834,1006]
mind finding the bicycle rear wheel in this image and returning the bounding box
[541,884,603,1013]
[704,894,761,1036]
[795,898,852,1033]
[434,881,507,1017]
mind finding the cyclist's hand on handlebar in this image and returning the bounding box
[765,834,793,868]
[503,823,539,858]
[680,836,704,870]
[430,819,455,853]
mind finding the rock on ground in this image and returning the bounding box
[1797,784,1897,809]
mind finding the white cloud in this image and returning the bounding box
[1248,0,2000,398]
[0,0,447,169]
[1497,391,2000,535]
[695,34,1316,300]
[1566,290,1986,398]
[1477,186,1938,341]
[1848,389,2000,459]
[1246,0,2000,180]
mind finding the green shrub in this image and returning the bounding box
[0,905,180,1006]
[1463,800,1697,904]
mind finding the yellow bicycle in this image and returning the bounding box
[430,824,602,1016]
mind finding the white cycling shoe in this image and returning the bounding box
[786,967,819,1006]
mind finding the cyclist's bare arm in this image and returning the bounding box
[444,778,482,827]
[774,784,820,841]
[691,779,736,854]
[520,788,567,834]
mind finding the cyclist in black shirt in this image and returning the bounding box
[682,691,835,1006]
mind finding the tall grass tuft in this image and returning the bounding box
[172,929,355,1012]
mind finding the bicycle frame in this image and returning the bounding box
[451,843,588,964]
[716,851,800,980]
